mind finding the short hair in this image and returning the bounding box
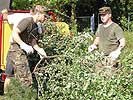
[31,5,47,14]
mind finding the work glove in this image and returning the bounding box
[37,48,47,59]
[88,44,97,52]
[109,49,121,60]
[20,43,34,54]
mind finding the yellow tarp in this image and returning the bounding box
[1,21,12,70]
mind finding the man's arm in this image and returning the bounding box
[93,37,100,46]
[117,38,126,51]
[88,37,100,52]
[12,28,25,45]
[32,39,40,51]
[109,38,126,60]
[12,27,34,54]
[32,39,47,57]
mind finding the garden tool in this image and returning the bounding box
[32,54,63,98]
[33,55,63,73]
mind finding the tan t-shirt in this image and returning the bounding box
[96,22,124,55]
[16,17,38,45]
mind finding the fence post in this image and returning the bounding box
[128,13,130,32]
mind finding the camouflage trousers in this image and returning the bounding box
[96,56,119,68]
[6,43,33,87]
[95,56,119,76]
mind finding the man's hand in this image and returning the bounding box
[88,44,97,52]
[20,43,34,54]
[37,48,47,59]
[109,49,121,60]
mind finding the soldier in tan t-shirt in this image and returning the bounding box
[4,5,47,95]
[88,6,125,68]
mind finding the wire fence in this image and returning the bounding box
[76,15,96,32]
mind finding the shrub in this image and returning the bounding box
[4,23,132,100]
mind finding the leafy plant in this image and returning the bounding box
[3,22,133,100]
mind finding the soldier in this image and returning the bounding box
[4,5,47,94]
[88,6,125,69]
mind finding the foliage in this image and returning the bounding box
[5,1,133,99]
[3,22,133,100]
[3,78,37,100]
[119,14,133,32]
[120,16,129,31]
[36,29,133,100]
[11,0,32,10]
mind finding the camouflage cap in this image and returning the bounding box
[99,7,111,15]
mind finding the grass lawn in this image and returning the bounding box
[120,31,133,60]
[124,31,133,49]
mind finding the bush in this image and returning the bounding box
[36,27,132,99]
[120,16,133,32]
[4,24,132,100]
